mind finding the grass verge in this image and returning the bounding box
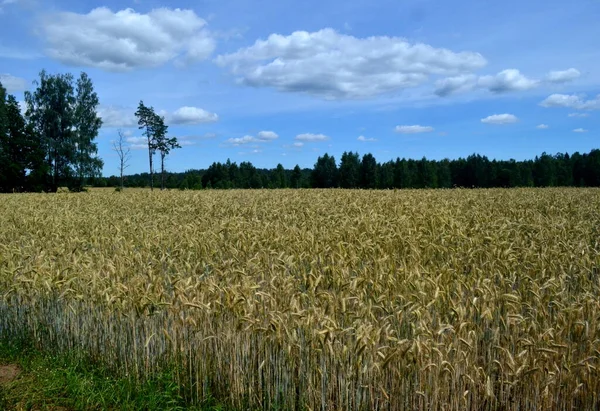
[0,337,224,410]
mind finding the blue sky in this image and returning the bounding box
[1,0,599,175]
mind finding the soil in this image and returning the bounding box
[0,364,21,385]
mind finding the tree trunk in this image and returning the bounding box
[161,152,165,190]
[120,156,124,190]
[148,147,153,191]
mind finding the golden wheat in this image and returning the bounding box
[0,188,599,410]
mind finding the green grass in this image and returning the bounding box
[0,338,224,410]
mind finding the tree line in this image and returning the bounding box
[96,149,600,190]
[0,71,180,193]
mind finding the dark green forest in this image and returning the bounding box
[97,149,600,190]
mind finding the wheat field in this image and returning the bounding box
[0,188,599,410]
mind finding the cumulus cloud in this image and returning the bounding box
[573,128,588,133]
[180,132,218,140]
[434,74,477,96]
[546,68,580,83]
[481,114,519,125]
[39,7,215,71]
[176,133,217,147]
[536,124,549,129]
[295,133,330,142]
[98,106,138,127]
[225,131,279,147]
[256,131,279,140]
[170,106,218,124]
[216,28,486,99]
[178,139,197,147]
[238,149,263,155]
[357,135,377,142]
[394,125,434,134]
[0,73,27,93]
[478,69,538,93]
[226,135,259,146]
[540,93,600,110]
[99,105,218,127]
[125,136,147,150]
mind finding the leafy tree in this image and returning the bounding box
[72,72,103,189]
[23,70,102,191]
[1,95,43,191]
[25,71,75,191]
[339,151,360,188]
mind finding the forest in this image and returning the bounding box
[98,149,600,190]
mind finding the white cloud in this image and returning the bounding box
[536,124,549,129]
[540,93,600,110]
[295,133,330,141]
[225,131,278,147]
[478,69,538,93]
[568,112,589,118]
[293,142,304,147]
[226,135,258,146]
[0,73,27,93]
[573,128,588,133]
[125,136,147,150]
[39,7,216,71]
[99,105,218,128]
[546,68,580,83]
[178,139,197,147]
[98,105,138,127]
[126,136,146,145]
[239,149,263,155]
[481,114,519,125]
[180,132,218,140]
[216,28,486,99]
[256,130,279,141]
[434,74,477,96]
[170,106,218,125]
[394,125,434,134]
[357,135,377,142]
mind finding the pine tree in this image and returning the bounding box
[359,153,378,189]
[339,151,360,188]
[152,113,180,190]
[291,165,302,188]
[135,101,157,190]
